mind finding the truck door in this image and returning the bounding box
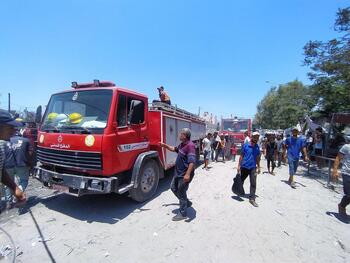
[115,93,148,171]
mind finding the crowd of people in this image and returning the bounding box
[158,127,310,219]
[160,126,349,221]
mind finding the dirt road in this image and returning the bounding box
[1,159,349,263]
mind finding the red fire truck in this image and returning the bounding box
[221,117,252,151]
[35,80,205,202]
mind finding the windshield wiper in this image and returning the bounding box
[43,126,60,133]
[60,126,91,134]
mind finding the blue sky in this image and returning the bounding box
[0,0,348,119]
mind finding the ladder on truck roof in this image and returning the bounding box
[149,101,204,123]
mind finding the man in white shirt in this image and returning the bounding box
[332,140,350,216]
[244,131,250,145]
[214,133,221,162]
[202,133,212,170]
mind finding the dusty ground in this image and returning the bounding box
[1,159,349,263]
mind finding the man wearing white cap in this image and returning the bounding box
[283,127,309,188]
[237,131,261,207]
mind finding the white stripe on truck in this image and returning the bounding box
[118,142,150,152]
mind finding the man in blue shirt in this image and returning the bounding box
[237,131,261,207]
[283,127,309,188]
[160,128,196,221]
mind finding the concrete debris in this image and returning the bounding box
[38,237,54,243]
[275,210,285,216]
[336,240,345,251]
[64,244,74,256]
[283,231,291,237]
[0,245,12,258]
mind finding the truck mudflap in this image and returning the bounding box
[35,166,119,196]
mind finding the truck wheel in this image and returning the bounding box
[129,159,160,202]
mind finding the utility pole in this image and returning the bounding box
[8,93,11,112]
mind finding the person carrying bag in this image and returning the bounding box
[232,171,245,196]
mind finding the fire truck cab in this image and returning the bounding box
[221,117,252,151]
[35,80,205,202]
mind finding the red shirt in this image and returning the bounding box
[160,91,170,102]
[231,146,237,155]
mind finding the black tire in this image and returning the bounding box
[129,159,160,202]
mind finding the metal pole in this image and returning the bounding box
[327,159,331,184]
[8,93,11,112]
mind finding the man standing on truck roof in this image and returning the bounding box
[0,109,26,211]
[157,86,171,105]
[332,138,350,217]
[160,128,196,221]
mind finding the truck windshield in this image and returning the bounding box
[223,120,248,132]
[42,90,112,133]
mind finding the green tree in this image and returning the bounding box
[303,7,350,116]
[254,80,314,129]
[255,87,278,129]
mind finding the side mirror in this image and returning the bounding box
[128,100,144,125]
[35,105,42,124]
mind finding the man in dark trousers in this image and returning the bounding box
[276,134,284,167]
[160,128,196,221]
[332,138,350,216]
[211,132,219,161]
[237,131,261,207]
[5,130,33,193]
[264,134,278,175]
[0,109,26,211]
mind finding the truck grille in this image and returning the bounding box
[37,147,102,170]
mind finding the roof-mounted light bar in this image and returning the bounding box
[71,80,116,89]
[93,79,100,87]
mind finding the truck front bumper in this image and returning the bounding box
[35,166,119,196]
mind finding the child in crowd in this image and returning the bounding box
[231,144,237,162]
